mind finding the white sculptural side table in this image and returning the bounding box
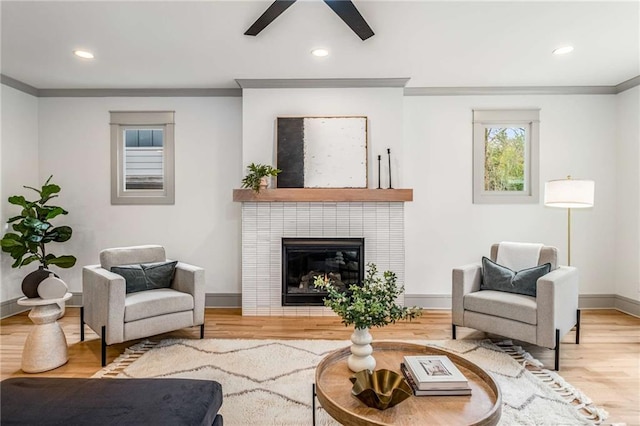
[17,293,72,373]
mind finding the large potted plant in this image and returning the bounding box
[0,176,77,298]
[314,263,422,372]
[241,163,281,193]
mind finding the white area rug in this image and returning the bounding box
[94,339,607,425]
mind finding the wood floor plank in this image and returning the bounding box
[1,308,638,424]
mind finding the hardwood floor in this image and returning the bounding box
[1,308,639,424]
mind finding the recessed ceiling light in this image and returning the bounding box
[73,50,95,59]
[311,48,329,57]
[552,46,574,55]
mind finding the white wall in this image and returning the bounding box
[1,86,629,306]
[403,95,618,296]
[615,86,640,301]
[242,88,619,299]
[1,85,39,301]
[36,97,242,295]
[242,88,405,189]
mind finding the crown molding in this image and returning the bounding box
[616,75,640,93]
[403,86,618,96]
[1,74,39,96]
[235,78,411,89]
[0,76,242,97]
[3,74,638,98]
[37,88,241,97]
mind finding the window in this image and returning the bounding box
[110,111,175,204]
[473,109,540,204]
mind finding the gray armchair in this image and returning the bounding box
[452,244,580,370]
[81,245,205,366]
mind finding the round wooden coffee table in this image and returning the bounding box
[315,341,501,426]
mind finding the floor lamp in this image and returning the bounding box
[544,176,595,266]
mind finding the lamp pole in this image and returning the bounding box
[567,207,572,266]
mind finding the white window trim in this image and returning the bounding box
[110,111,175,205]
[472,109,540,204]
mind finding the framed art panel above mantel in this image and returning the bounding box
[276,116,368,189]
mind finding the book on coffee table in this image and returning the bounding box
[403,355,469,390]
[400,363,472,396]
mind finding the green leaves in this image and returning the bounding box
[8,195,28,208]
[42,226,72,243]
[40,183,61,200]
[1,175,76,270]
[44,254,76,269]
[43,206,67,220]
[314,263,422,330]
[241,163,282,192]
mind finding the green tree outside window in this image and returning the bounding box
[484,127,525,191]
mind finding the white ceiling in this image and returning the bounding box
[1,0,638,90]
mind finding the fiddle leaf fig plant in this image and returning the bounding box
[241,163,282,193]
[0,176,77,269]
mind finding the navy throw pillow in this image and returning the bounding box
[111,261,178,294]
[480,257,550,297]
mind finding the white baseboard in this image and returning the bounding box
[3,292,638,319]
[405,293,640,317]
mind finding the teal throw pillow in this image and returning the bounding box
[480,257,550,297]
[111,261,178,294]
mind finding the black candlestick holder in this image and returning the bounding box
[387,148,392,189]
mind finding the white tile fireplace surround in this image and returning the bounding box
[237,192,411,316]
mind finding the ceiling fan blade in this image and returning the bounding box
[323,0,374,41]
[245,0,297,36]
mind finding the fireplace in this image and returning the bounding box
[282,238,364,306]
[236,199,409,316]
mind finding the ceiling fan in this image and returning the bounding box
[245,0,374,41]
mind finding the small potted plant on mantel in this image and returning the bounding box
[314,263,422,372]
[241,163,282,193]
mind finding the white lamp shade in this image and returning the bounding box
[544,178,595,208]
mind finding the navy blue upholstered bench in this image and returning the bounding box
[1,377,223,425]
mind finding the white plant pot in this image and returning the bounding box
[348,327,376,372]
[259,177,269,190]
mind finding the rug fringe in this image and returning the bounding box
[91,340,159,378]
[495,340,608,424]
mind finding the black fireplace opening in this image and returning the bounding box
[282,238,364,306]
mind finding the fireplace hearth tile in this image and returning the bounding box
[240,202,406,316]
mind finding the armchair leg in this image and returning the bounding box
[101,326,107,367]
[576,309,581,344]
[554,328,560,371]
[452,324,457,340]
[200,323,205,339]
[80,306,85,342]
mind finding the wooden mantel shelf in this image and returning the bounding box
[233,188,413,202]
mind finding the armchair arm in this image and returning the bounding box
[82,265,126,345]
[173,262,205,326]
[536,266,579,348]
[452,263,482,326]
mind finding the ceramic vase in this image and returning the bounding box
[348,327,376,372]
[37,273,68,299]
[259,177,269,190]
[22,267,56,298]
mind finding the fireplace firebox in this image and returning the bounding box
[282,238,364,306]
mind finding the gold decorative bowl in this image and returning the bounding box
[349,369,413,410]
